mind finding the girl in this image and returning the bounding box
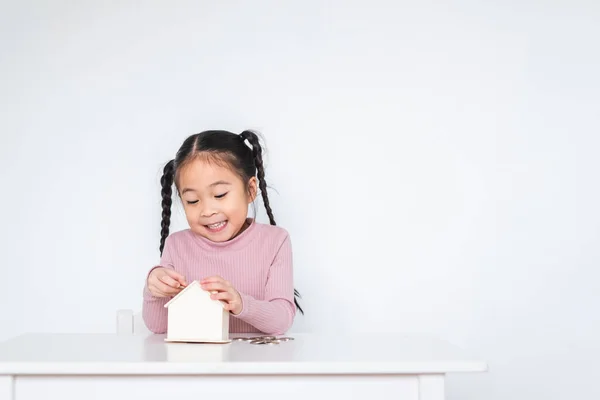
[142,130,303,335]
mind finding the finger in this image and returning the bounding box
[201,276,224,284]
[152,280,181,296]
[150,282,174,297]
[201,282,227,292]
[148,283,170,297]
[223,303,239,312]
[210,291,233,302]
[202,277,232,289]
[164,269,188,286]
[159,274,182,288]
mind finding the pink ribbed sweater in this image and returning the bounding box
[142,219,296,335]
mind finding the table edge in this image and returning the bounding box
[0,361,488,375]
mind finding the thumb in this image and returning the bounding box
[164,269,187,286]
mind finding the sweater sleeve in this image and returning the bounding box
[234,234,297,335]
[141,236,176,334]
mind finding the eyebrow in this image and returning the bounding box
[181,181,231,194]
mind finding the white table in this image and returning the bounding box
[0,332,486,400]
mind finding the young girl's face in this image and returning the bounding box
[177,157,257,242]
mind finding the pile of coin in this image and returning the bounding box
[232,336,295,345]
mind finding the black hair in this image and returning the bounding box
[158,130,304,315]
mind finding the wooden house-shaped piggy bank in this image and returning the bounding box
[163,280,231,343]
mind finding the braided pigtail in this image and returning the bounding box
[240,130,304,314]
[241,130,276,225]
[159,159,175,256]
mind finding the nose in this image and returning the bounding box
[200,203,217,218]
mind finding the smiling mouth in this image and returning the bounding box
[205,220,228,232]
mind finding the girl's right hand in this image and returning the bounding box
[147,267,188,298]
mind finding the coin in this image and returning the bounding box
[234,336,294,344]
[250,340,269,345]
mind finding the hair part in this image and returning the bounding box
[158,130,304,315]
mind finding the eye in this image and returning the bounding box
[215,192,228,199]
[186,200,199,205]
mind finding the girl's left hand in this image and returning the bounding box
[200,276,243,315]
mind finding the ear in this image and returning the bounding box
[247,177,258,203]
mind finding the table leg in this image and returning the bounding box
[0,376,14,400]
[418,374,445,400]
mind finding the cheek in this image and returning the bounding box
[224,195,249,216]
[182,204,200,222]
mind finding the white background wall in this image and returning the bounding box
[1,1,599,399]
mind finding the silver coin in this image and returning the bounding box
[250,340,269,345]
[252,339,282,345]
[234,336,293,344]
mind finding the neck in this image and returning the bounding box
[231,218,251,240]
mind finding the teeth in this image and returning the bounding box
[208,221,226,229]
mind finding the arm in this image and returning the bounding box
[141,237,176,334]
[234,234,297,335]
